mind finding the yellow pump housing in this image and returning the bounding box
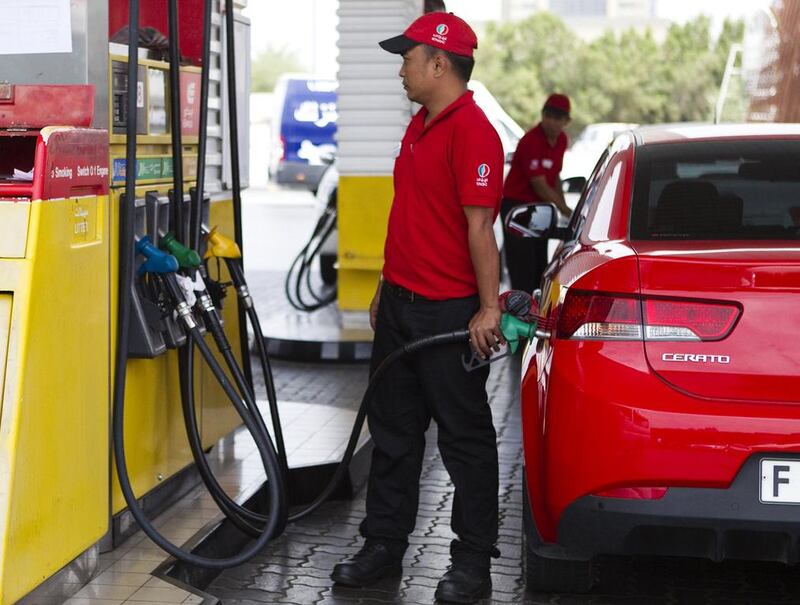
[0,83,246,603]
[0,127,111,604]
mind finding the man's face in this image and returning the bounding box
[541,111,570,140]
[399,45,436,104]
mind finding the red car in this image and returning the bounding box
[505,124,800,593]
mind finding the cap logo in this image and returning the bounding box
[432,23,449,45]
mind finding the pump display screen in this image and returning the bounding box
[111,61,148,136]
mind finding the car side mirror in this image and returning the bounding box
[562,176,586,194]
[505,203,558,239]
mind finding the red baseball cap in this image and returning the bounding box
[543,93,571,116]
[379,12,478,58]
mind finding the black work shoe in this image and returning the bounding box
[434,565,492,604]
[330,542,403,587]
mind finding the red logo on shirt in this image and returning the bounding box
[476,163,490,187]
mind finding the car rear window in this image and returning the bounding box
[630,140,800,240]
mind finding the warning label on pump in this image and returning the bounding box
[41,130,109,199]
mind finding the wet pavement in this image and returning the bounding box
[205,332,800,605]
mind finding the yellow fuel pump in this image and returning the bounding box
[0,1,251,601]
[0,86,111,604]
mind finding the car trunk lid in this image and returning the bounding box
[634,241,800,403]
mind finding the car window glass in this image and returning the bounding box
[568,150,610,238]
[587,159,623,241]
[630,140,800,240]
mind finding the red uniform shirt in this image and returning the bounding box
[502,123,568,204]
[383,90,504,300]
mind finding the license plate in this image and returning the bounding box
[760,459,800,504]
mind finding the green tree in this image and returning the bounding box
[474,13,578,130]
[473,14,746,137]
[570,28,664,133]
[656,16,719,122]
[251,46,306,92]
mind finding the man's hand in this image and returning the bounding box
[468,305,505,360]
[556,201,573,219]
[530,175,572,218]
[369,281,382,331]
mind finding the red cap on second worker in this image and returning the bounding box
[543,93,571,116]
[379,12,478,58]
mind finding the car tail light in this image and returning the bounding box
[557,292,642,340]
[643,299,740,341]
[279,135,286,161]
[594,487,668,500]
[557,291,740,341]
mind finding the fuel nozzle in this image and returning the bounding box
[136,236,179,275]
[136,236,199,330]
[498,289,540,353]
[462,290,541,371]
[202,226,252,309]
[161,232,202,269]
[500,313,537,354]
[204,226,242,260]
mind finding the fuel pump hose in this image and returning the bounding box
[111,0,284,566]
[284,203,337,312]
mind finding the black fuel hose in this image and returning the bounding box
[284,206,337,312]
[226,260,289,477]
[167,277,292,538]
[200,305,291,524]
[112,2,140,521]
[190,0,212,252]
[167,0,184,238]
[113,0,284,568]
[158,274,286,563]
[177,360,267,538]
[289,327,471,521]
[223,0,253,389]
[155,0,292,546]
[172,0,267,536]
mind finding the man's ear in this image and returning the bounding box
[432,53,447,78]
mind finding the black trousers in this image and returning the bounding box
[501,198,549,294]
[360,283,499,569]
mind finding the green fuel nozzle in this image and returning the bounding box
[461,290,544,372]
[500,313,537,354]
[462,312,539,372]
[161,232,202,269]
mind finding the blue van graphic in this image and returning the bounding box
[270,75,338,190]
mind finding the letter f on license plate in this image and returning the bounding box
[760,460,800,504]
